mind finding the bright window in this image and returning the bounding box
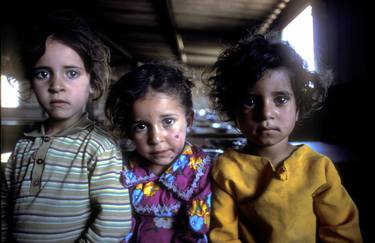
[1,75,20,108]
[1,152,11,163]
[282,5,315,71]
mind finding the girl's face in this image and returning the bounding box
[130,90,193,175]
[236,68,298,148]
[32,38,91,133]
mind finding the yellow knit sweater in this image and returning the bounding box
[209,144,362,243]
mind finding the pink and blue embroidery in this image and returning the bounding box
[122,142,211,242]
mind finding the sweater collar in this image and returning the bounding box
[225,144,310,170]
[123,142,210,201]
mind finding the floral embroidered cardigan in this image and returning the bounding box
[122,143,212,243]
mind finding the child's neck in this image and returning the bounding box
[45,113,84,136]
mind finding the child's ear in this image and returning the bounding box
[186,110,194,129]
[295,109,300,122]
[89,85,94,95]
[89,86,98,100]
[88,76,93,93]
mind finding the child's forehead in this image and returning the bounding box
[35,39,85,67]
[247,68,293,89]
[141,89,181,103]
[45,36,84,58]
[133,89,188,113]
[46,36,69,48]
[240,72,296,99]
[132,91,187,115]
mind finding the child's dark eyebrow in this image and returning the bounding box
[33,66,50,70]
[246,91,293,96]
[160,114,178,118]
[63,65,84,69]
[272,91,293,96]
[34,65,83,69]
[131,119,147,124]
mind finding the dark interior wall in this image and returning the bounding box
[288,0,371,149]
[314,0,371,149]
[1,125,26,153]
[279,0,374,241]
[312,0,372,241]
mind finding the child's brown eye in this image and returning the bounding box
[132,123,147,132]
[274,96,289,105]
[243,96,256,108]
[34,70,49,80]
[163,118,175,127]
[66,70,80,79]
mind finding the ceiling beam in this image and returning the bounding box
[258,0,292,34]
[95,31,140,68]
[153,0,187,63]
[95,31,134,60]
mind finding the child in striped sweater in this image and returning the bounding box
[1,10,132,242]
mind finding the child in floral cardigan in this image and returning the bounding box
[105,62,212,243]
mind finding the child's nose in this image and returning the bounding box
[48,76,65,93]
[148,126,163,145]
[259,101,275,120]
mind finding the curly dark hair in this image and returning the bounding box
[21,9,110,100]
[105,62,194,137]
[206,34,332,122]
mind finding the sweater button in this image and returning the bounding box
[32,180,40,186]
[276,166,288,181]
[36,158,44,164]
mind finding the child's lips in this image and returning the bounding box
[50,99,69,107]
[258,126,278,133]
[150,149,170,157]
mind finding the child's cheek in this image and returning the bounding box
[172,129,187,143]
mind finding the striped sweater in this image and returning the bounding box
[1,115,132,242]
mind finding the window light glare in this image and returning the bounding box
[1,75,20,108]
[1,152,12,163]
[282,5,315,71]
[198,109,206,116]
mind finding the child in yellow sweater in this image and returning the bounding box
[207,34,362,242]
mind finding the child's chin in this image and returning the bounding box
[250,139,277,147]
[152,158,174,166]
